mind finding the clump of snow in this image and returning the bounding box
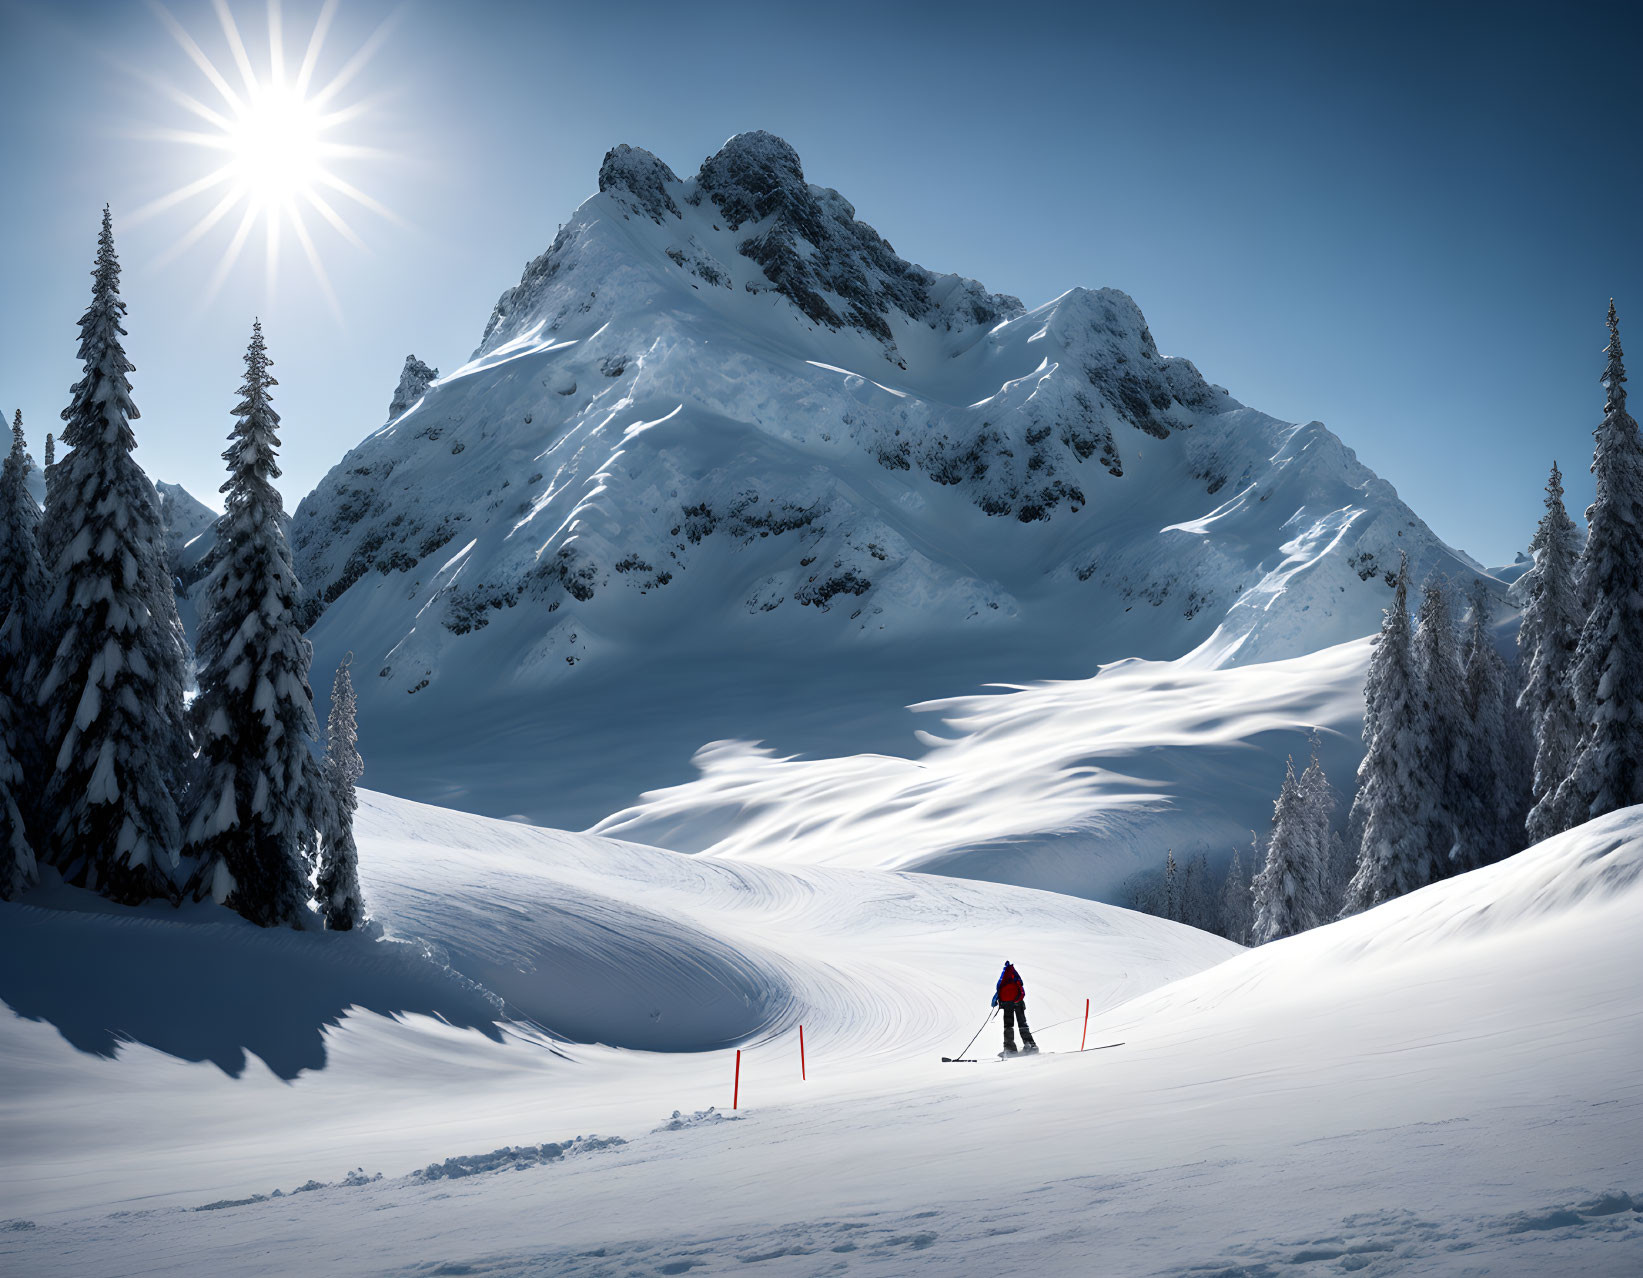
[190,1169,381,1212]
[412,1134,626,1181]
[653,1107,741,1132]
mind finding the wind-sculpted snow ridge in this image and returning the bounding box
[596,637,1373,900]
[3,799,1639,1274]
[292,131,1491,726]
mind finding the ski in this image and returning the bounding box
[940,1056,979,1063]
[995,1041,1125,1060]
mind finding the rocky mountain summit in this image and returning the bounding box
[291,132,1487,715]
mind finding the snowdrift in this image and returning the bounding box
[2,800,1638,1275]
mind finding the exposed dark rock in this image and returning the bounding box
[694,131,1020,357]
[389,355,439,421]
[598,144,682,224]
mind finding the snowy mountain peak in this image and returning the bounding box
[293,134,1496,780]
[480,132,1018,365]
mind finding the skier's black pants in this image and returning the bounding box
[1001,1000,1035,1048]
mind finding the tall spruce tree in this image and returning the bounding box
[0,685,35,900]
[1180,851,1215,932]
[0,417,38,899]
[37,208,190,903]
[1411,578,1467,876]
[1519,462,1584,842]
[1551,303,1643,828]
[315,655,367,930]
[36,430,63,592]
[0,410,44,785]
[1220,839,1253,945]
[184,321,323,926]
[1459,581,1516,868]
[1501,653,1536,845]
[1345,555,1427,912]
[1252,758,1327,942]
[1297,736,1336,911]
[1163,850,1179,922]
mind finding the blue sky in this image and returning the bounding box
[1,0,1639,565]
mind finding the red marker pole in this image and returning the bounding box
[800,1025,806,1080]
[1080,998,1090,1052]
[733,1049,741,1110]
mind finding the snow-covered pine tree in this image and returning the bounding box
[1323,823,1351,915]
[1518,462,1583,843]
[1551,303,1643,829]
[1501,651,1537,845]
[1219,839,1253,944]
[36,431,62,592]
[1345,554,1429,912]
[1458,580,1517,868]
[315,655,367,930]
[0,683,35,900]
[1411,577,1467,877]
[1180,851,1215,932]
[184,321,324,926]
[1163,850,1179,922]
[0,414,39,901]
[1297,735,1336,912]
[1252,757,1328,943]
[37,209,191,903]
[0,413,44,781]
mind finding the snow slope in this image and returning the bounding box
[289,132,1500,842]
[0,789,1235,1218]
[2,797,1639,1275]
[596,636,1372,899]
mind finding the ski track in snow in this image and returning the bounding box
[2,797,1641,1275]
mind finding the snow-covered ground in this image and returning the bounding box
[0,791,1235,1219]
[3,793,1639,1275]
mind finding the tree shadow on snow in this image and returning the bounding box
[0,895,505,1080]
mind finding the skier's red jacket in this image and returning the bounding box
[996,963,1025,1003]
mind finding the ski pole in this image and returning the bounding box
[942,1007,997,1062]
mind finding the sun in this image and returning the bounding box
[131,0,399,312]
[226,79,326,212]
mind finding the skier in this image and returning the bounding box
[991,960,1038,1054]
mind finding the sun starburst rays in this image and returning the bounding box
[132,0,396,317]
